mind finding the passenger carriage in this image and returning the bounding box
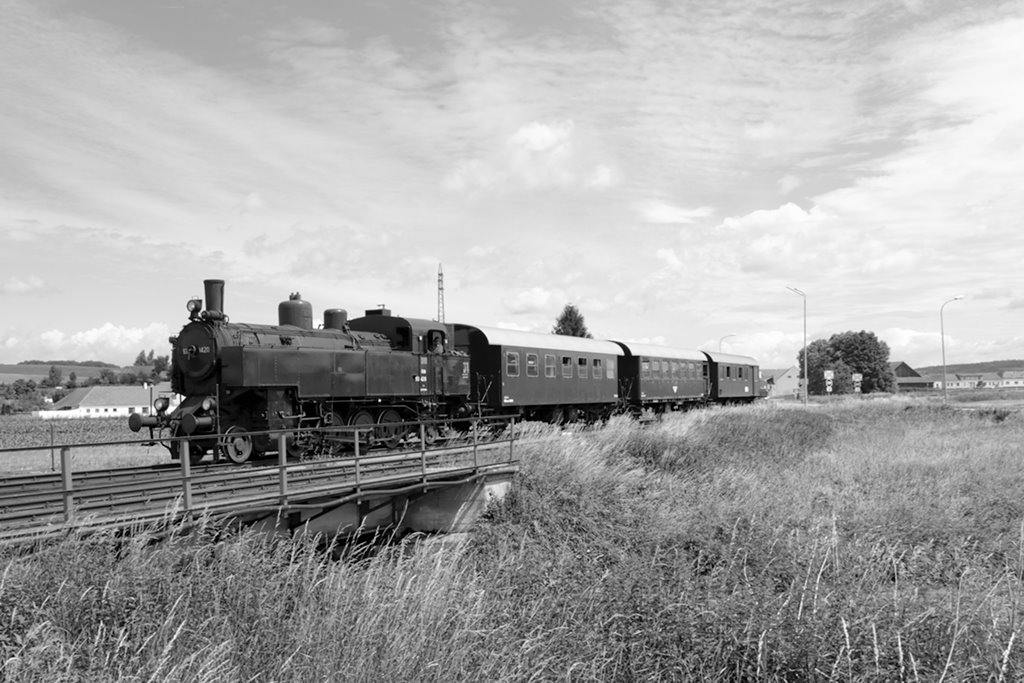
[702,350,762,403]
[613,341,709,412]
[452,325,622,421]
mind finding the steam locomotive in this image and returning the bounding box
[129,279,765,463]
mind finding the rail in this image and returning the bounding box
[0,416,527,544]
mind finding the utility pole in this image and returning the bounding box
[787,286,808,406]
[437,264,445,324]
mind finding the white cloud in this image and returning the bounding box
[778,175,801,194]
[33,323,173,364]
[239,192,265,213]
[640,201,714,225]
[743,120,784,141]
[443,120,616,194]
[502,287,556,315]
[1,275,44,294]
[720,203,828,232]
[466,245,498,258]
[655,248,682,269]
[586,164,619,189]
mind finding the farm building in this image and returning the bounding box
[929,369,1024,391]
[763,367,801,398]
[890,361,933,391]
[39,383,178,419]
[1001,370,1024,387]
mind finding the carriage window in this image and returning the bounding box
[738,367,744,379]
[562,356,573,378]
[641,360,650,379]
[607,362,615,380]
[577,357,588,378]
[652,360,660,377]
[670,361,679,379]
[726,366,732,378]
[526,353,539,377]
[545,354,556,378]
[592,358,602,379]
[506,352,520,377]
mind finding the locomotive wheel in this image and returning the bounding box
[348,410,375,451]
[285,434,306,459]
[421,424,439,447]
[188,442,207,465]
[322,410,347,456]
[376,408,406,450]
[221,426,254,464]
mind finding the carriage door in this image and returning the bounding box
[424,331,445,396]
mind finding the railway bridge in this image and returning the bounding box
[0,419,528,546]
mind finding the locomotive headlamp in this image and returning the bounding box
[154,397,170,414]
[201,397,217,412]
[187,298,203,319]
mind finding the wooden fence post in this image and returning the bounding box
[61,446,73,523]
[179,439,193,517]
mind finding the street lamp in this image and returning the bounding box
[940,295,964,403]
[719,334,736,351]
[787,286,808,406]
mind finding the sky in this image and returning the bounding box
[1,0,1022,371]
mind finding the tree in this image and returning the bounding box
[552,303,592,338]
[798,339,834,395]
[68,371,78,388]
[796,330,894,395]
[47,365,63,388]
[828,330,895,393]
[134,350,149,367]
[152,354,170,375]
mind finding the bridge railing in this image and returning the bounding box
[0,415,527,540]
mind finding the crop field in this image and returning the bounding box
[2,397,1023,681]
[0,416,165,472]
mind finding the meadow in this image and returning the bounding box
[2,398,1023,681]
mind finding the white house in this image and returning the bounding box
[39,383,179,419]
[763,367,801,398]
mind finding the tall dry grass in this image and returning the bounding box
[3,400,1023,681]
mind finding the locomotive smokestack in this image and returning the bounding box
[204,279,225,317]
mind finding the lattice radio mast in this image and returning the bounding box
[437,263,445,323]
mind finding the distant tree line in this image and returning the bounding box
[1,349,171,414]
[17,360,120,368]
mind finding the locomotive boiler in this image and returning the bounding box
[129,279,471,463]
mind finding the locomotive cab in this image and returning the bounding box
[349,309,449,353]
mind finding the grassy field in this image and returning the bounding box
[2,398,1023,681]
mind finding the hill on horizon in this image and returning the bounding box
[914,359,1024,376]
